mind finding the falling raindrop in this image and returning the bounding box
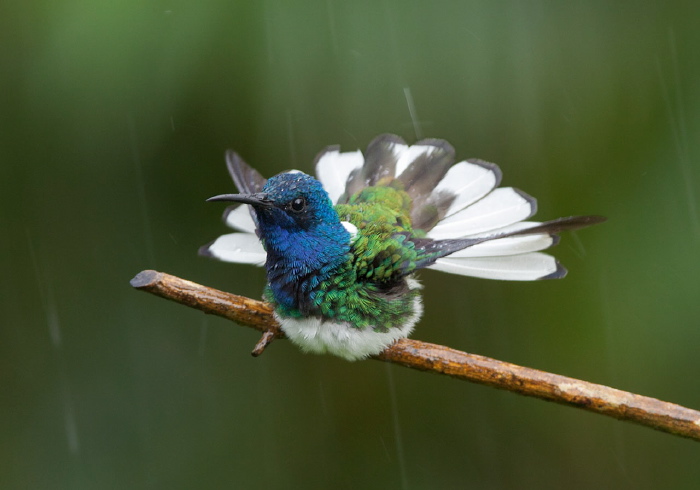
[128,115,157,266]
[403,87,423,141]
[385,364,408,490]
[656,28,699,241]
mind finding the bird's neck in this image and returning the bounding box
[260,220,351,314]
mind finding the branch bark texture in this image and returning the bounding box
[131,269,700,442]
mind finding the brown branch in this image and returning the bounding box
[130,269,700,442]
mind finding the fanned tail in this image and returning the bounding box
[205,134,605,281]
[315,134,605,281]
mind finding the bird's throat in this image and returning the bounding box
[261,221,351,315]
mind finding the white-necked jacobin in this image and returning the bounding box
[201,134,604,360]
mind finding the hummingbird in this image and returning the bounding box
[201,134,604,360]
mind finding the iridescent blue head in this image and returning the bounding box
[207,171,351,311]
[255,171,342,231]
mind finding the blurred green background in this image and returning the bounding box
[2,1,699,488]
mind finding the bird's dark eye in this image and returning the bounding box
[290,197,306,212]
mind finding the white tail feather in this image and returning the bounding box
[225,205,257,233]
[428,187,534,239]
[394,144,432,176]
[434,161,500,218]
[205,233,266,266]
[429,252,560,280]
[315,149,364,203]
[447,234,554,258]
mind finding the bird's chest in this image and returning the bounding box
[264,256,349,317]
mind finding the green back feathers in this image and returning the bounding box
[337,184,417,277]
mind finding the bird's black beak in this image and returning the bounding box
[206,193,273,208]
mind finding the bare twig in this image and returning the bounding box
[130,269,700,442]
